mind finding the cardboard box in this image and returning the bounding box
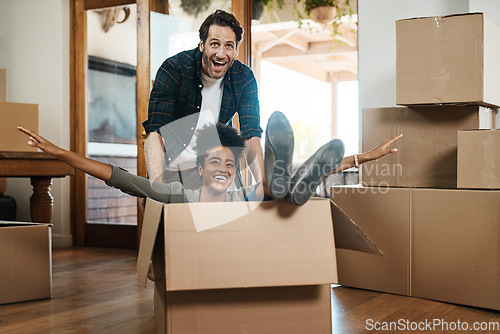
[458,129,500,189]
[330,186,410,296]
[361,106,495,188]
[0,101,39,152]
[137,198,379,334]
[331,186,500,311]
[0,222,52,305]
[396,13,500,107]
[0,68,6,102]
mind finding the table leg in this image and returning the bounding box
[30,176,54,223]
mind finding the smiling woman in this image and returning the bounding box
[17,122,259,204]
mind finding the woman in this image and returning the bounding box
[17,112,402,205]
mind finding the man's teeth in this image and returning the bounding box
[213,60,226,66]
[214,175,227,181]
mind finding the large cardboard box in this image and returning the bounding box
[330,186,410,296]
[396,13,500,107]
[331,186,500,311]
[362,106,495,188]
[0,222,52,305]
[138,198,379,334]
[458,129,500,189]
[0,101,39,152]
[0,68,6,102]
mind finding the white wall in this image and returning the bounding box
[470,0,500,26]
[0,0,71,247]
[357,0,470,110]
[87,6,138,66]
[357,0,500,148]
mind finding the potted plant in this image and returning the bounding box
[305,0,337,23]
[294,0,355,36]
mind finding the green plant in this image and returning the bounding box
[294,0,355,38]
[303,0,335,14]
[180,0,211,17]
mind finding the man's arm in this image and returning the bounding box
[244,136,271,199]
[144,132,165,182]
[333,134,403,174]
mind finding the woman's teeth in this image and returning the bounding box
[214,175,227,182]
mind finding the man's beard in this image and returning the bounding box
[202,52,233,79]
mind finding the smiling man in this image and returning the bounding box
[143,10,264,192]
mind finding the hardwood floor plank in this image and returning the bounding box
[1,247,499,334]
[0,247,153,334]
[359,298,455,334]
[333,289,414,333]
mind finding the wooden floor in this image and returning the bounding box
[1,247,499,334]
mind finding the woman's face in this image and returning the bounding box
[198,146,236,194]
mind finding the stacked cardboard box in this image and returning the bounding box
[0,68,39,153]
[0,70,49,305]
[331,13,500,311]
[138,198,380,334]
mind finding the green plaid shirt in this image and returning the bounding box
[142,48,262,162]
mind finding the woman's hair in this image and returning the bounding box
[199,10,244,46]
[194,123,246,166]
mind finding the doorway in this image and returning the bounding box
[70,0,248,248]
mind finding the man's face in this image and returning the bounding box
[199,24,239,79]
[198,146,236,194]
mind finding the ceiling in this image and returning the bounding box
[251,16,358,83]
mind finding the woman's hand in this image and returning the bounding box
[361,134,403,163]
[17,126,113,181]
[17,126,64,157]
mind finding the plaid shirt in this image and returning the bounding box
[142,48,262,162]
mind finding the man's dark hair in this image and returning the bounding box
[199,10,244,46]
[194,123,246,166]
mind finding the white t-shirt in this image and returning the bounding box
[167,72,224,170]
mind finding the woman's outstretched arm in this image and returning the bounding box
[17,126,112,182]
[334,134,403,173]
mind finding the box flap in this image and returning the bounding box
[330,200,384,256]
[397,12,483,22]
[0,222,52,228]
[136,198,164,286]
[163,199,337,291]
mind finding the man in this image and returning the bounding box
[142,9,264,190]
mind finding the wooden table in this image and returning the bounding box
[0,152,74,223]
